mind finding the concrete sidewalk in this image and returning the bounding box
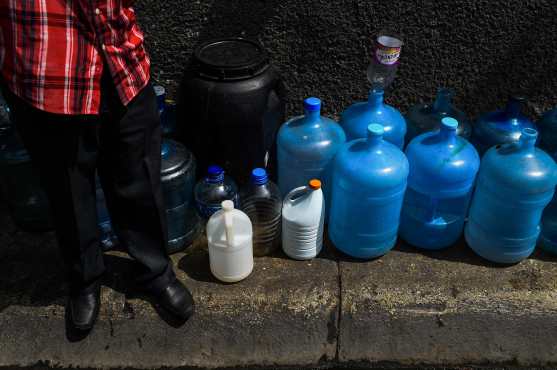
[1,204,557,369]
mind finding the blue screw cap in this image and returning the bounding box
[304,97,321,112]
[368,123,384,137]
[441,117,459,130]
[207,165,224,183]
[251,168,269,185]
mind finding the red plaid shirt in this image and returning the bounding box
[0,0,150,115]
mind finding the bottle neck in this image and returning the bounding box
[519,129,537,154]
[368,89,384,108]
[432,89,452,114]
[304,109,321,124]
[439,126,457,145]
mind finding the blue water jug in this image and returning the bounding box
[537,108,557,254]
[465,128,557,263]
[161,139,202,253]
[471,96,537,155]
[399,117,480,249]
[0,131,53,231]
[340,88,406,148]
[405,88,471,145]
[329,124,409,258]
[95,176,119,251]
[194,165,239,220]
[277,97,346,211]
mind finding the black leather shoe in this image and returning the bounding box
[68,283,101,331]
[152,279,194,321]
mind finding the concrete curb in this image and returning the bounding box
[1,206,557,369]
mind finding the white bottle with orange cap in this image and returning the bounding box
[207,200,254,282]
[282,179,325,260]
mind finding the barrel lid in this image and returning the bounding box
[160,139,194,176]
[192,38,270,81]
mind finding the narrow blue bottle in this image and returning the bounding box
[537,108,557,254]
[471,96,537,155]
[399,117,480,249]
[405,88,471,145]
[329,124,409,258]
[277,97,346,211]
[340,88,406,148]
[465,128,557,263]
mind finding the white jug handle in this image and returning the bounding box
[285,186,309,207]
[222,200,235,246]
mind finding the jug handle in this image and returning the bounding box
[285,186,309,207]
[221,200,235,246]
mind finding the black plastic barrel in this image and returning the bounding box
[161,139,202,254]
[177,38,286,184]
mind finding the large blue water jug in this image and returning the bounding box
[329,124,409,258]
[340,88,406,148]
[405,88,471,145]
[161,139,202,253]
[471,96,537,155]
[277,97,346,210]
[465,128,557,263]
[399,117,480,249]
[537,108,557,254]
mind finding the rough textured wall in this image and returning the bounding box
[135,0,557,120]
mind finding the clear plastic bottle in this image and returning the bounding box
[366,34,403,90]
[194,165,239,220]
[153,85,166,117]
[240,168,282,257]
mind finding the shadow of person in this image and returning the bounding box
[177,246,221,284]
[102,253,189,328]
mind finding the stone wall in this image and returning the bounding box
[136,0,557,120]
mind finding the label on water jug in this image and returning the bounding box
[196,196,240,219]
[374,36,402,65]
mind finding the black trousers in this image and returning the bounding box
[3,79,175,293]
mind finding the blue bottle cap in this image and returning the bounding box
[251,168,268,185]
[441,117,459,130]
[304,97,321,112]
[207,165,224,183]
[368,123,385,137]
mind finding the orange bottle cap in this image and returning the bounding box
[309,179,321,190]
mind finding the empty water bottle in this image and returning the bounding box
[154,85,166,116]
[277,97,346,212]
[207,200,253,283]
[161,139,202,253]
[340,88,406,148]
[537,108,557,254]
[329,124,409,258]
[405,88,471,144]
[399,117,480,249]
[471,96,537,155]
[366,34,403,90]
[282,179,325,260]
[465,128,557,263]
[240,168,282,256]
[195,165,239,220]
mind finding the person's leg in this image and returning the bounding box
[3,88,103,329]
[98,79,193,319]
[98,81,171,289]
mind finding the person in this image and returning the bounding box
[0,1,194,331]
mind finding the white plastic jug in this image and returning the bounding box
[282,179,325,260]
[207,200,254,282]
